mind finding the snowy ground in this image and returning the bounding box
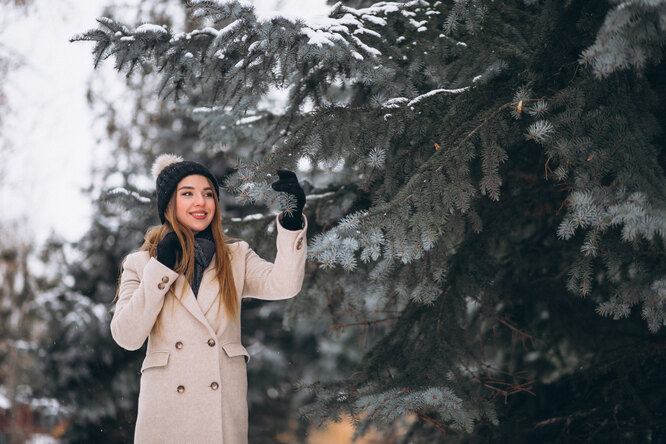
[0,0,329,244]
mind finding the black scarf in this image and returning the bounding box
[192,227,216,297]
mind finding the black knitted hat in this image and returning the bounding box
[151,154,220,224]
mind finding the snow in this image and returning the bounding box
[382,97,409,108]
[135,23,167,33]
[253,0,330,26]
[352,35,381,56]
[187,27,218,38]
[0,388,9,409]
[302,27,337,47]
[236,115,263,125]
[342,2,400,16]
[13,340,34,350]
[231,213,269,222]
[191,0,253,8]
[352,51,364,60]
[215,18,242,41]
[353,27,381,38]
[109,187,151,203]
[408,87,470,106]
[335,13,363,28]
[192,105,226,113]
[247,40,266,52]
[92,302,108,322]
[306,191,336,200]
[409,18,427,28]
[362,14,387,26]
[26,435,58,444]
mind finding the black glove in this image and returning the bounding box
[156,232,182,270]
[271,170,305,231]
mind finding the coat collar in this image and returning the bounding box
[171,246,243,333]
[171,257,218,334]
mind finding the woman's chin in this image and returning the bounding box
[186,220,210,233]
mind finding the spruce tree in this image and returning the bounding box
[74,0,666,441]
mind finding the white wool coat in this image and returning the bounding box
[111,215,307,444]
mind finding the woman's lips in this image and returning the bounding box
[190,212,208,220]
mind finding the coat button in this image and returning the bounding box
[210,382,219,390]
[207,338,216,347]
[175,341,183,350]
[177,385,185,393]
[296,238,303,250]
[161,276,169,283]
[158,282,165,290]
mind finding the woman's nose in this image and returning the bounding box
[194,193,205,205]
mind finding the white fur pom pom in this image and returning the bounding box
[151,154,183,179]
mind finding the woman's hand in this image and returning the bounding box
[156,232,181,270]
[271,170,305,231]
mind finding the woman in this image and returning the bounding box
[111,154,307,444]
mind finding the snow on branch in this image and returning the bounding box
[382,87,472,110]
[135,23,168,34]
[106,187,152,204]
[407,87,470,107]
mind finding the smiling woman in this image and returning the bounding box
[111,154,308,443]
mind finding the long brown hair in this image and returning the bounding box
[140,177,238,330]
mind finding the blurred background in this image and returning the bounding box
[2,0,665,443]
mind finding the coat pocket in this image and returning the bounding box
[140,350,170,373]
[221,342,250,363]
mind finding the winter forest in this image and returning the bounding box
[1,0,666,442]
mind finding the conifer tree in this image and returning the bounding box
[74,0,666,441]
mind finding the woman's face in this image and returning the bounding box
[174,174,216,233]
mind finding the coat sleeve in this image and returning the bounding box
[110,253,180,351]
[242,213,308,300]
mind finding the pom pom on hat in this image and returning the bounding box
[152,153,184,179]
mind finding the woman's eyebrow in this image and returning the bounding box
[177,186,214,191]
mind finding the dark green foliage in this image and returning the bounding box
[71,0,666,441]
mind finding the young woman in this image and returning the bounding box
[111,154,307,444]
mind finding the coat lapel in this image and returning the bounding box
[172,249,244,332]
[173,275,213,331]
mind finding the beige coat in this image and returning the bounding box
[111,215,307,444]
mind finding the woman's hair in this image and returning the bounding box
[139,177,238,331]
